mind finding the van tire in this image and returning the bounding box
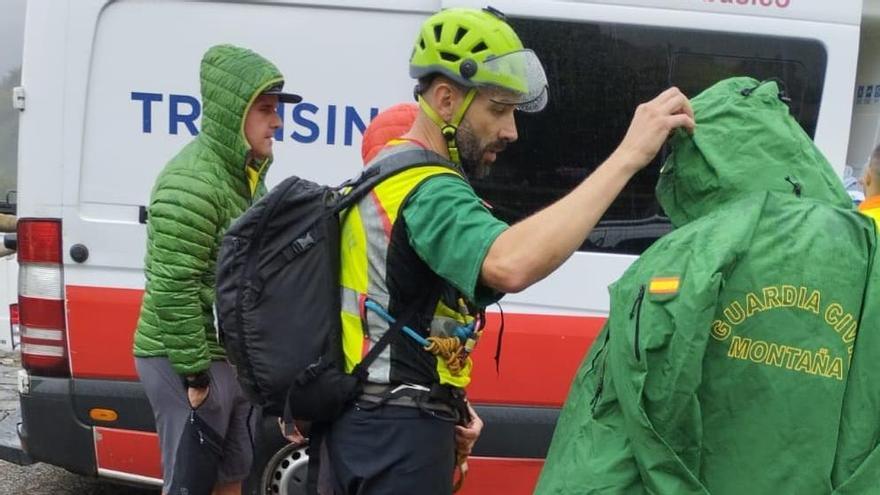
[245,415,310,495]
[259,442,311,495]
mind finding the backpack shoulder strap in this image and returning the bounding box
[334,148,461,213]
[352,280,443,381]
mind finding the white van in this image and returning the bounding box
[7,0,875,493]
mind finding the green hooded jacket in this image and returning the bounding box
[132,45,280,375]
[536,77,880,494]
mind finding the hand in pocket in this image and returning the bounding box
[188,385,210,409]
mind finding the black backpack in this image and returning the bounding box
[215,148,456,418]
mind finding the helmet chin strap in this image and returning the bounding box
[417,88,477,165]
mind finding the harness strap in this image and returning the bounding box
[358,383,468,423]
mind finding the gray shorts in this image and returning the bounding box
[135,357,257,491]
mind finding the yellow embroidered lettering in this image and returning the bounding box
[749,341,768,362]
[762,286,781,309]
[812,348,829,376]
[746,292,765,318]
[728,336,751,359]
[711,320,731,341]
[765,343,786,367]
[827,357,844,380]
[781,285,798,307]
[804,290,821,314]
[724,301,746,325]
[825,303,843,326]
[798,287,808,308]
[785,348,802,369]
[794,350,813,373]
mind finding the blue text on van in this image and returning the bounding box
[131,92,380,146]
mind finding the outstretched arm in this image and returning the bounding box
[481,87,695,293]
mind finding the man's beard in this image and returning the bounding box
[456,119,505,179]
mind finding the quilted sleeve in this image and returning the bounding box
[146,171,220,375]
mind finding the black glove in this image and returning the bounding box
[183,371,211,389]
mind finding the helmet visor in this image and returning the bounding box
[481,49,548,113]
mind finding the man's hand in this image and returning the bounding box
[614,87,695,174]
[278,418,306,444]
[455,403,484,457]
[187,385,209,409]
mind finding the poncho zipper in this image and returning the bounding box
[589,329,611,412]
[631,285,645,361]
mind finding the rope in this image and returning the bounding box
[425,336,465,375]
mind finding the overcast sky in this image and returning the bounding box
[0,0,26,80]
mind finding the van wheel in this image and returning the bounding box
[260,442,310,495]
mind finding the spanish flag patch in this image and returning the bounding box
[649,276,681,296]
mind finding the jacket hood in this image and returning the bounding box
[656,77,851,228]
[199,44,284,167]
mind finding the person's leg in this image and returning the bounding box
[316,425,336,495]
[211,361,258,493]
[134,357,192,495]
[327,404,456,495]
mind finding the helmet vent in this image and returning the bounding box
[419,37,426,50]
[454,27,468,44]
[433,24,443,42]
[471,41,488,54]
[440,51,461,62]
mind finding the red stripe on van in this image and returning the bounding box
[66,286,143,379]
[467,312,604,407]
[459,457,544,495]
[93,431,540,492]
[92,433,543,491]
[94,427,162,480]
[65,285,604,406]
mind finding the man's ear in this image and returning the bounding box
[865,169,873,190]
[428,78,461,122]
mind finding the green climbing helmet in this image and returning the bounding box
[409,6,548,112]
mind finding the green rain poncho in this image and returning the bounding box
[535,77,880,495]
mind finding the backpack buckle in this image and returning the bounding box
[285,231,316,260]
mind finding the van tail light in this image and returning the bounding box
[17,219,69,377]
[9,303,19,349]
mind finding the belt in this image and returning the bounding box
[358,383,467,422]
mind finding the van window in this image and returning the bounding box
[474,18,826,255]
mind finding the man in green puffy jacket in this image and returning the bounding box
[132,44,301,495]
[536,77,880,494]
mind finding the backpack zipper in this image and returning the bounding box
[630,285,646,361]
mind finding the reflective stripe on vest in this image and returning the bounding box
[339,147,476,388]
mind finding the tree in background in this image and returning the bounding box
[0,67,20,202]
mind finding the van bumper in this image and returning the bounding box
[17,373,154,475]
[18,375,96,473]
[0,407,32,466]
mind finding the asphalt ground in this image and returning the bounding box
[0,461,159,495]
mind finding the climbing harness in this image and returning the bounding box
[363,299,482,376]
